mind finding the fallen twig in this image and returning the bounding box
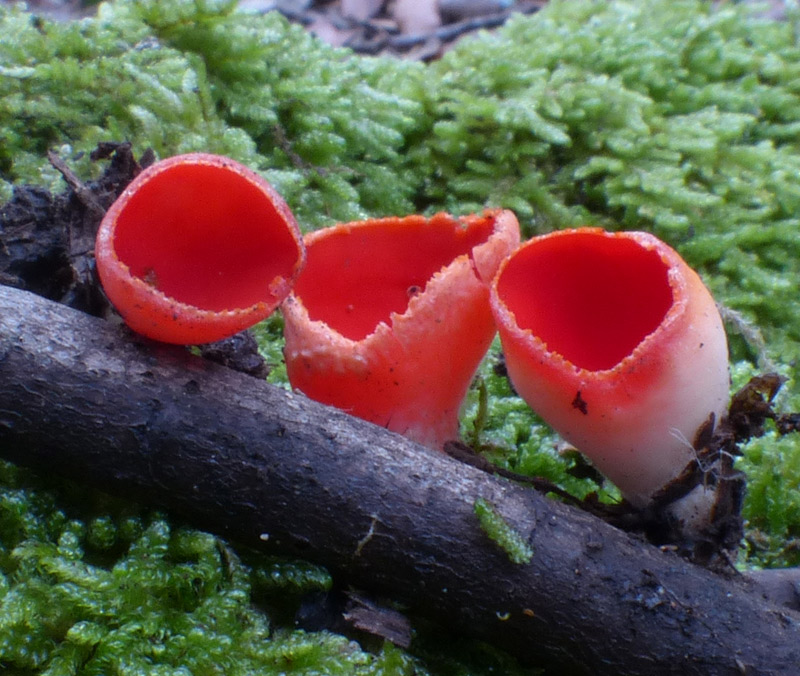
[1,284,799,675]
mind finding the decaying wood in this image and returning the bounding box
[1,285,799,675]
[0,142,149,316]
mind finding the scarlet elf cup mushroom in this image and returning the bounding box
[489,228,730,526]
[281,210,521,450]
[95,153,305,345]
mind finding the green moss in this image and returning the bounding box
[0,461,430,675]
[251,312,290,387]
[0,2,247,197]
[3,0,800,669]
[474,498,533,565]
[738,430,800,568]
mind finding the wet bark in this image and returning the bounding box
[1,284,799,676]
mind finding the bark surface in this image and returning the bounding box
[1,284,799,676]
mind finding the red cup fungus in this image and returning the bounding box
[490,228,730,520]
[95,153,305,345]
[281,209,521,450]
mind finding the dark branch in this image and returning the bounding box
[1,285,799,676]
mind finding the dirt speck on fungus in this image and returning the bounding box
[571,391,588,415]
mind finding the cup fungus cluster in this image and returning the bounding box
[96,153,730,528]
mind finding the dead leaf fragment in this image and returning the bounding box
[343,591,413,648]
[307,14,359,47]
[341,0,385,21]
[391,0,441,35]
